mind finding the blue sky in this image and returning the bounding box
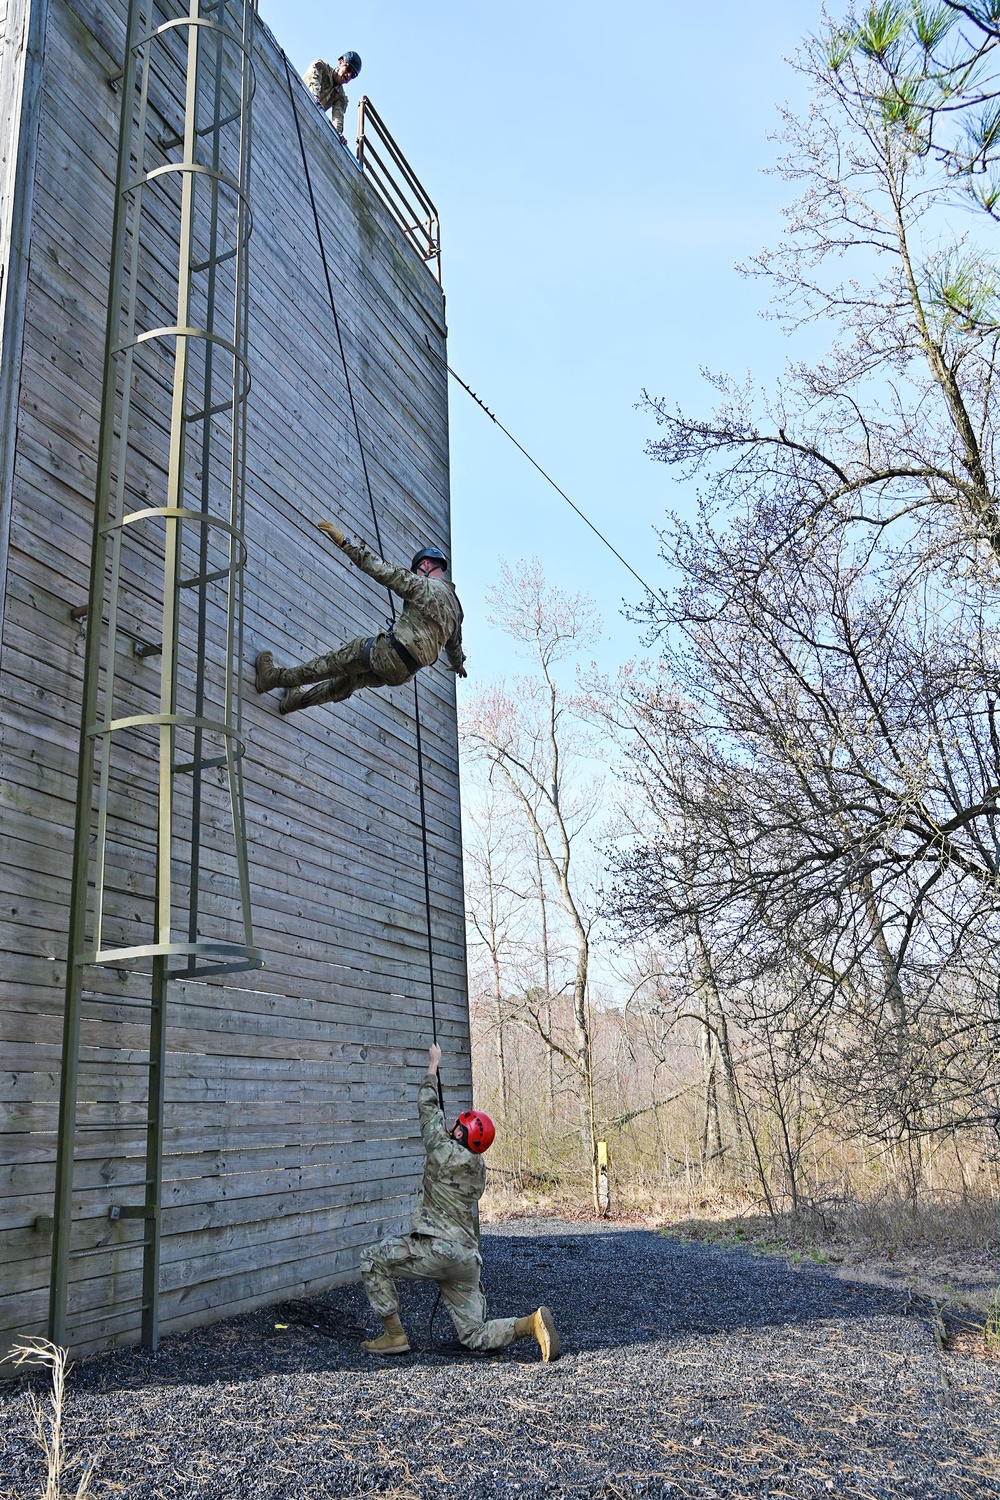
[258,0,821,681]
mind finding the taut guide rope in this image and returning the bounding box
[425,341,663,603]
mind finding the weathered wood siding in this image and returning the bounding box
[0,0,28,240]
[0,0,466,1359]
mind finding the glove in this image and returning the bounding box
[317,520,347,548]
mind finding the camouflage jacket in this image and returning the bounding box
[303,59,348,134]
[409,1075,484,1248]
[342,538,466,673]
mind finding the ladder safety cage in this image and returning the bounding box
[356,95,441,284]
[50,0,260,1354]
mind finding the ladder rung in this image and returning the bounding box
[184,396,235,424]
[85,885,156,902]
[174,752,229,774]
[69,1242,143,1261]
[162,104,243,153]
[75,1179,153,1193]
[178,563,232,589]
[201,104,243,136]
[191,245,237,275]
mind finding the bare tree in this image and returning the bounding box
[459,9,1000,1215]
[592,3,1000,1171]
[462,561,605,1195]
[643,5,1000,581]
[603,578,1000,1147]
[463,782,531,1113]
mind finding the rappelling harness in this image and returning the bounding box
[359,630,423,680]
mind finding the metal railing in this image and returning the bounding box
[356,95,440,284]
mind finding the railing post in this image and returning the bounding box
[355,94,441,284]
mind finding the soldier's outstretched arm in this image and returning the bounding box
[418,1044,449,1153]
[316,522,438,607]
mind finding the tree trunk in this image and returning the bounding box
[490,946,508,1112]
[571,940,596,1194]
[699,1015,722,1164]
[535,834,557,1122]
[694,938,725,1164]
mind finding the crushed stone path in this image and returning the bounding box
[1,1219,996,1499]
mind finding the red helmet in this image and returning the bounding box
[452,1109,495,1154]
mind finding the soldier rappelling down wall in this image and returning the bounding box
[359,1045,561,1359]
[255,524,467,712]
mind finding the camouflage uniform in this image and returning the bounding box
[304,58,349,134]
[359,1075,517,1352]
[274,538,466,712]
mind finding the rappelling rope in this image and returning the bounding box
[411,677,440,1068]
[283,53,388,570]
[283,54,442,1096]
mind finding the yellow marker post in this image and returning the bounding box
[596,1140,610,1217]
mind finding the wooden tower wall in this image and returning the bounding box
[0,0,466,1358]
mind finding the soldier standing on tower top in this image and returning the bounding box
[304,51,362,143]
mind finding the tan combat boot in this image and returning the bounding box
[254,651,280,693]
[362,1313,411,1355]
[513,1305,560,1361]
[278,686,304,715]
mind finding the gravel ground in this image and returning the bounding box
[1,1219,996,1499]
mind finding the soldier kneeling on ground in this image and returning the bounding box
[255,522,466,714]
[358,1042,561,1361]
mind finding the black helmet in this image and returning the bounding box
[411,545,448,573]
[341,50,362,77]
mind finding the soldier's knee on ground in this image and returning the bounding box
[457,1325,492,1352]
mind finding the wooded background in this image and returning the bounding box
[458,0,1000,1236]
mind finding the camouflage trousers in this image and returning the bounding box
[360,1233,517,1351]
[276,633,411,711]
[303,59,347,131]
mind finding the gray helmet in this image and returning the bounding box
[341,51,362,77]
[411,545,448,573]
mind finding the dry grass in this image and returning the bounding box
[944,1305,1000,1361]
[0,1339,97,1500]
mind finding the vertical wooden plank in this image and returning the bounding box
[0,0,50,677]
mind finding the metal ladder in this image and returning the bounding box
[49,0,259,1352]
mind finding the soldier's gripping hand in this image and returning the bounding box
[427,1042,442,1075]
[317,519,348,548]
